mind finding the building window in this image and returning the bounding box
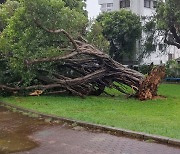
[153,1,157,8]
[159,44,163,50]
[120,0,130,8]
[152,44,156,51]
[107,9,112,12]
[168,54,173,61]
[107,3,113,7]
[144,0,151,8]
[101,3,106,8]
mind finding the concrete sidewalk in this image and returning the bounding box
[0,106,179,154]
[17,126,180,154]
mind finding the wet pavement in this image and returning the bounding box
[0,106,180,154]
[0,106,51,153]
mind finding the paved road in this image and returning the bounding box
[0,106,180,154]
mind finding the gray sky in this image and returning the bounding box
[86,0,100,18]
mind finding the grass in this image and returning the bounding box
[0,84,180,139]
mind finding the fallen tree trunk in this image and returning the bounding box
[0,27,165,100]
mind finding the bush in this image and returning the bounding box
[166,60,180,78]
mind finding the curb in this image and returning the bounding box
[0,101,180,147]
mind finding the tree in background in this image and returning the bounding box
[143,0,180,58]
[86,21,109,53]
[97,10,142,63]
[156,0,180,49]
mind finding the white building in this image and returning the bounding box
[99,0,156,16]
[98,0,180,65]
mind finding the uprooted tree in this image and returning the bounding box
[0,0,165,100]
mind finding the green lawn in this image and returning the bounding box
[1,84,180,139]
